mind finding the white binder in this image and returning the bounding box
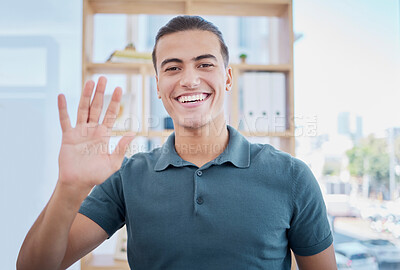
[269,73,286,132]
[241,72,286,133]
[241,72,259,132]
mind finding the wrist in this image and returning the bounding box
[55,180,93,208]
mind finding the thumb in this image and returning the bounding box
[110,132,135,168]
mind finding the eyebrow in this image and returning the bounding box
[193,54,217,62]
[160,54,217,69]
[160,58,183,69]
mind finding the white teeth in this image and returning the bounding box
[178,93,207,103]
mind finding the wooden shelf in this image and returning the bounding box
[231,63,292,73]
[241,130,292,137]
[81,253,129,270]
[88,0,290,17]
[86,62,154,75]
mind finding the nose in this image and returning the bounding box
[180,67,200,89]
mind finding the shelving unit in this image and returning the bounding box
[81,0,295,268]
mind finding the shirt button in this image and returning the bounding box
[196,170,203,176]
[196,197,204,205]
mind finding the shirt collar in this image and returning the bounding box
[154,132,184,171]
[214,125,250,168]
[154,125,250,171]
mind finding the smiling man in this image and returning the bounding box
[17,16,336,270]
[154,28,232,167]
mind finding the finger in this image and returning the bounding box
[102,87,123,129]
[58,94,72,132]
[77,80,95,124]
[110,132,135,168]
[88,76,107,123]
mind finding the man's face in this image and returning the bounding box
[155,30,232,130]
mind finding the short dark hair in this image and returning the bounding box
[152,15,229,73]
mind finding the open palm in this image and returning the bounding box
[57,77,133,189]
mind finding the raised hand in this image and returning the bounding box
[57,76,134,190]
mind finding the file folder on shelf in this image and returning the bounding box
[240,71,286,133]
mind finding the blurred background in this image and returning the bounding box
[0,0,399,269]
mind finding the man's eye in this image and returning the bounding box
[199,63,214,68]
[165,67,180,72]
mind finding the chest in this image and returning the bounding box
[123,165,293,262]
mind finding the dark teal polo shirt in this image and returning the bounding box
[79,125,332,270]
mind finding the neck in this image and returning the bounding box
[174,120,229,167]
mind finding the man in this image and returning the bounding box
[17,16,336,269]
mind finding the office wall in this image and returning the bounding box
[0,1,83,269]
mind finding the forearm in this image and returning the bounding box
[17,181,91,270]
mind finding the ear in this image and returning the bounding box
[155,75,161,99]
[225,66,233,92]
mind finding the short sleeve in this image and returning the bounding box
[79,161,127,238]
[288,158,333,256]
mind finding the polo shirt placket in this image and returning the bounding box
[154,126,250,217]
[194,168,204,210]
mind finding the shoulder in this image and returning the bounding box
[249,142,316,185]
[120,147,163,174]
[249,143,293,170]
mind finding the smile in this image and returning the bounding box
[176,93,210,104]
